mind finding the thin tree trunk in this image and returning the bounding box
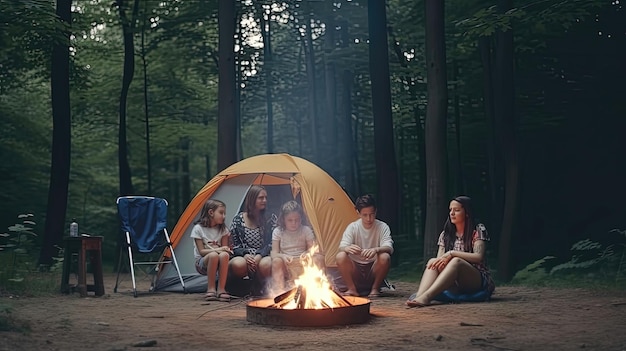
[180,137,191,206]
[39,0,72,267]
[341,69,356,194]
[494,0,518,281]
[217,0,237,171]
[323,15,338,176]
[423,0,449,260]
[339,22,355,193]
[235,7,243,160]
[452,61,464,195]
[117,0,138,196]
[415,108,427,241]
[304,14,319,160]
[141,0,151,194]
[479,36,502,238]
[256,3,274,154]
[368,0,400,241]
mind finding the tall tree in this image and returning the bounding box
[323,11,339,178]
[116,0,137,196]
[257,4,274,154]
[303,10,319,161]
[367,0,400,238]
[423,0,449,260]
[217,0,237,171]
[493,0,518,281]
[39,0,72,267]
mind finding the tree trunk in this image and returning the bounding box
[323,15,338,177]
[341,69,356,195]
[117,0,138,196]
[217,0,237,171]
[257,5,274,154]
[39,0,72,267]
[479,36,502,240]
[452,61,464,195]
[423,0,449,260]
[304,14,319,161]
[367,0,400,242]
[339,22,356,194]
[180,137,191,207]
[494,0,518,282]
[141,0,151,194]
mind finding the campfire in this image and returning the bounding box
[246,246,370,327]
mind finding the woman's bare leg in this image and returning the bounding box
[412,257,482,305]
[258,255,272,278]
[229,256,248,278]
[413,258,439,298]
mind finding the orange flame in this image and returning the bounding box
[280,245,343,310]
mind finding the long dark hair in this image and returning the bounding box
[442,195,476,252]
[244,185,266,227]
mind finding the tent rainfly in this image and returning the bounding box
[154,153,358,293]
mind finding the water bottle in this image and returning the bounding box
[69,218,78,237]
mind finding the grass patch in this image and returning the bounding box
[0,270,60,297]
[0,303,31,333]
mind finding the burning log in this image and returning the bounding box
[274,287,298,304]
[295,286,307,309]
[331,289,353,307]
[268,287,298,309]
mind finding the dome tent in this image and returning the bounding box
[154,153,358,293]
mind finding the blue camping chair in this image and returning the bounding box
[114,196,185,297]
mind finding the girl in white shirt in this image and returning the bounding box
[190,199,234,301]
[270,201,319,291]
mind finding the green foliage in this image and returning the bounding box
[0,214,38,283]
[512,229,626,288]
[0,213,61,296]
[0,303,31,333]
[511,256,555,285]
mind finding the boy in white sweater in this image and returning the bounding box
[336,194,394,298]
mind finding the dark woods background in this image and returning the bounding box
[1,0,624,281]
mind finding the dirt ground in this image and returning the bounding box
[2,273,626,351]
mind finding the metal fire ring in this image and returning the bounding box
[246,296,371,327]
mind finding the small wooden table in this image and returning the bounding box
[60,235,105,297]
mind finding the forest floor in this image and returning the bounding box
[2,273,626,351]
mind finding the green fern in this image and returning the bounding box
[511,256,555,285]
[549,230,626,282]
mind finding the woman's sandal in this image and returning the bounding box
[205,291,218,301]
[217,292,240,302]
[406,300,428,308]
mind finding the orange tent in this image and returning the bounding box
[155,153,358,292]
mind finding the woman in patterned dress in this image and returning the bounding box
[406,195,495,307]
[229,185,274,284]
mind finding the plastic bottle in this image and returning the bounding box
[70,218,78,237]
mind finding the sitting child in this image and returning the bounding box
[270,200,322,291]
[191,199,236,301]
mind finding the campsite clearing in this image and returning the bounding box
[2,275,625,351]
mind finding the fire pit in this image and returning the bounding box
[246,287,370,327]
[246,247,371,327]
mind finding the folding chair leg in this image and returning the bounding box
[164,229,186,293]
[122,231,139,297]
[114,246,124,293]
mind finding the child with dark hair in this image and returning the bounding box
[336,194,394,298]
[190,199,234,301]
[229,185,274,290]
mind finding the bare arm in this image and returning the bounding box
[438,239,486,265]
[270,239,281,258]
